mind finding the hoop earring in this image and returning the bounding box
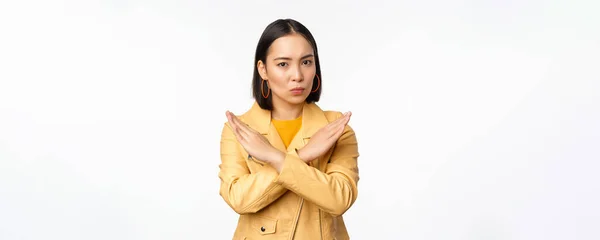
[261,79,270,98]
[312,74,321,93]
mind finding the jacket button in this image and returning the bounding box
[260,226,266,232]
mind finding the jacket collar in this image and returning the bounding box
[243,101,329,140]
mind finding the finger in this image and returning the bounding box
[232,124,245,141]
[341,113,351,128]
[229,112,260,136]
[332,121,348,140]
[226,111,240,132]
[344,112,352,124]
[226,111,246,142]
[331,113,351,139]
[324,112,346,131]
[230,113,253,139]
[327,112,351,132]
[335,112,351,125]
[227,111,244,131]
[226,111,236,132]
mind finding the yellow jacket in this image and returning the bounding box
[219,101,360,239]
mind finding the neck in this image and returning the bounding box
[271,99,304,120]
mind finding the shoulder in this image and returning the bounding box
[222,101,270,134]
[306,102,344,123]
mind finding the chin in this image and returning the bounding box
[285,96,308,105]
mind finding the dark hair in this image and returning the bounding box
[252,18,322,110]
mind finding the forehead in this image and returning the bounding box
[267,34,314,58]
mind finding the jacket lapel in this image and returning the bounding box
[289,102,329,151]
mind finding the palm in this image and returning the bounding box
[299,112,351,162]
[226,111,280,162]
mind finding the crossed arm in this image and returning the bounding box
[218,114,359,216]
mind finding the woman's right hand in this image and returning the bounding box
[297,112,352,163]
[226,111,285,169]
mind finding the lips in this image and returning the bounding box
[290,87,305,95]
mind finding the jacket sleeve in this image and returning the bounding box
[218,123,288,214]
[273,122,360,216]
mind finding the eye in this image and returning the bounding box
[302,60,313,65]
[277,62,288,67]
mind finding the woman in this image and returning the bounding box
[218,18,360,240]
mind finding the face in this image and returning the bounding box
[257,34,316,107]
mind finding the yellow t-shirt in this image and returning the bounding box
[271,116,302,149]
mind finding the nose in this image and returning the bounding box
[291,66,304,82]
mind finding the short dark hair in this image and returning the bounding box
[252,19,322,110]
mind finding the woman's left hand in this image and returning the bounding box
[226,111,285,167]
[297,112,351,163]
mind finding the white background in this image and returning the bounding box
[1,0,599,239]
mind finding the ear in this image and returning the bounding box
[257,60,268,80]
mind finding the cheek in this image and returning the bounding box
[267,71,287,88]
[268,78,287,91]
[304,68,316,82]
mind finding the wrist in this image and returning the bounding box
[296,148,304,160]
[296,148,310,163]
[267,150,285,172]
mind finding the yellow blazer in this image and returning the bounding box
[219,101,360,239]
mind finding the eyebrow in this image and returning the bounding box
[273,54,314,61]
